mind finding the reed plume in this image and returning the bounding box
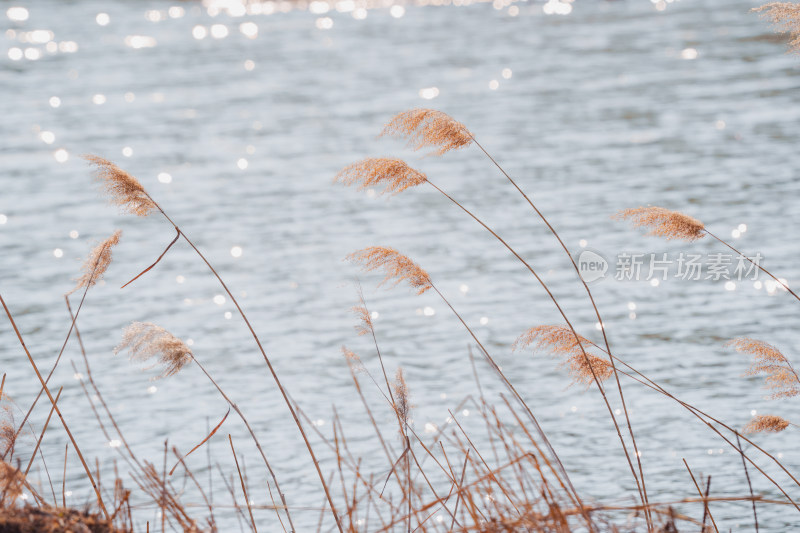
[351,305,374,337]
[115,322,192,379]
[0,398,14,460]
[514,325,612,386]
[744,414,790,434]
[341,346,365,374]
[335,158,427,195]
[728,338,800,399]
[614,206,706,241]
[393,368,411,426]
[382,109,473,155]
[68,230,122,296]
[347,247,432,294]
[84,155,156,216]
[755,2,800,52]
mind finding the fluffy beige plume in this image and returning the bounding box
[728,337,799,399]
[341,346,365,374]
[754,3,800,52]
[382,109,473,155]
[335,158,427,195]
[514,325,612,387]
[68,230,122,295]
[744,414,790,433]
[394,368,411,426]
[348,247,432,295]
[351,305,374,336]
[614,206,705,241]
[84,155,157,216]
[116,322,193,379]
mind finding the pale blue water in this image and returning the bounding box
[1,0,799,530]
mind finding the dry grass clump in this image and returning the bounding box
[84,155,156,217]
[728,337,799,399]
[382,108,473,155]
[335,158,427,195]
[115,322,192,379]
[348,247,432,294]
[614,206,706,241]
[68,230,122,296]
[0,461,24,507]
[514,325,613,386]
[744,414,791,433]
[0,505,128,533]
[0,398,15,461]
[754,3,800,52]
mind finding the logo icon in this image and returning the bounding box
[577,250,608,283]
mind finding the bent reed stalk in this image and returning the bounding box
[85,155,341,533]
[383,108,651,527]
[337,156,649,527]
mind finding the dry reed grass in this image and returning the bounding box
[334,158,427,195]
[68,230,122,296]
[382,109,473,155]
[348,247,433,294]
[115,322,193,379]
[728,338,800,399]
[755,2,800,52]
[614,207,706,241]
[744,415,790,434]
[84,155,156,217]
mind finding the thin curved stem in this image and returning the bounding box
[470,136,651,528]
[142,192,340,533]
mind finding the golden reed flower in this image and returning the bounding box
[84,155,156,216]
[744,414,790,434]
[115,322,193,379]
[727,337,799,399]
[514,325,612,386]
[754,3,800,53]
[382,109,473,155]
[348,247,432,294]
[68,230,122,296]
[351,305,373,336]
[335,158,427,195]
[614,206,705,241]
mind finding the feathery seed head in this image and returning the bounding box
[727,337,799,399]
[351,305,374,336]
[341,346,365,374]
[394,368,411,426]
[754,3,800,53]
[514,325,612,387]
[84,155,156,216]
[0,398,14,460]
[116,322,193,379]
[382,109,473,155]
[68,230,122,296]
[335,158,427,195]
[614,206,705,241]
[0,461,24,505]
[347,247,432,295]
[744,414,790,434]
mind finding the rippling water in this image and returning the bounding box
[1,0,799,530]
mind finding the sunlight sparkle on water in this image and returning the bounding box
[231,246,243,258]
[122,146,133,157]
[0,215,7,225]
[193,25,208,40]
[210,24,229,39]
[6,7,29,22]
[96,13,110,26]
[176,275,185,284]
[158,172,172,184]
[24,48,41,60]
[25,30,54,44]
[310,2,330,14]
[39,131,55,144]
[53,248,63,258]
[8,48,22,61]
[353,8,368,19]
[423,306,435,316]
[58,41,78,53]
[489,80,499,90]
[419,87,439,100]
[240,22,258,38]
[69,230,79,239]
[502,68,512,79]
[725,281,736,291]
[125,35,157,49]
[681,48,698,60]
[390,5,405,17]
[109,440,121,448]
[316,17,334,29]
[54,148,68,162]
[543,0,572,16]
[93,94,106,105]
[237,158,248,169]
[479,316,489,325]
[169,6,185,18]
[213,295,226,305]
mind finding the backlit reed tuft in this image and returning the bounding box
[68,229,122,296]
[754,2,800,53]
[351,305,373,336]
[514,325,612,386]
[744,414,790,434]
[727,337,800,399]
[84,155,156,216]
[0,399,14,460]
[115,322,193,379]
[341,346,365,374]
[614,206,705,241]
[382,108,473,155]
[335,158,427,195]
[347,247,432,294]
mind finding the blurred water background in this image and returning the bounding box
[1,0,799,529]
